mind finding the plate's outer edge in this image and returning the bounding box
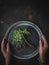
[4,21,42,59]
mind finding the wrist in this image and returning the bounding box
[5,60,10,65]
[39,56,46,65]
[39,55,45,62]
[5,58,11,65]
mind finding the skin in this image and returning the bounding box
[1,38,11,65]
[39,34,48,64]
[1,34,48,65]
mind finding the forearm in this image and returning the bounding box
[5,60,11,65]
[39,57,46,65]
[5,57,11,65]
[5,61,10,65]
[39,63,45,65]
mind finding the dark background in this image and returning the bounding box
[0,0,49,65]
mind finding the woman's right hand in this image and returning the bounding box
[39,34,48,62]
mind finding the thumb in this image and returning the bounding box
[7,43,10,53]
[39,40,43,50]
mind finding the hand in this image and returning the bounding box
[39,34,48,62]
[1,38,11,65]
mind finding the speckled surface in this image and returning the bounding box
[0,1,49,65]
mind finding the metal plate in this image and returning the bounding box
[4,21,42,59]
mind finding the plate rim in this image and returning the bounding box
[4,21,42,59]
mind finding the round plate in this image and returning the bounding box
[4,21,42,59]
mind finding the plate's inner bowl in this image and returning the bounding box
[7,24,39,58]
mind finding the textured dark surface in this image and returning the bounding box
[0,0,49,65]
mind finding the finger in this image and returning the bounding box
[1,38,6,52]
[39,40,43,54]
[42,34,48,47]
[7,43,10,53]
[1,38,6,55]
[39,40,43,49]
